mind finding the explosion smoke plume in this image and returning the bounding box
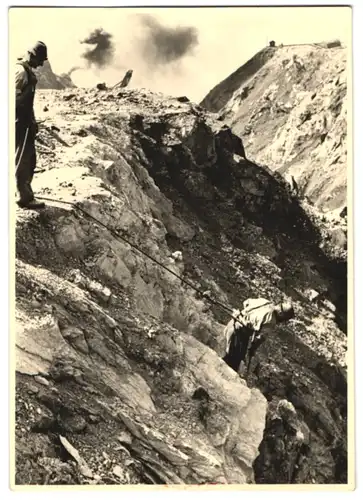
[81,28,115,68]
[137,15,199,65]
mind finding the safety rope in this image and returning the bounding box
[16,126,29,170]
[14,118,248,331]
[35,195,249,329]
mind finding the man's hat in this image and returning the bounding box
[279,301,295,319]
[28,41,48,61]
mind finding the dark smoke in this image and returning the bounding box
[137,15,199,65]
[67,65,82,76]
[81,28,115,68]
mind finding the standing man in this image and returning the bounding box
[15,41,48,209]
[223,298,295,374]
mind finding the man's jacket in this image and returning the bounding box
[15,60,37,127]
[224,298,277,352]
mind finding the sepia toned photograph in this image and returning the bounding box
[10,4,352,488]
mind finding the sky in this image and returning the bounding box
[8,6,352,102]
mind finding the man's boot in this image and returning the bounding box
[17,198,45,209]
[16,180,45,209]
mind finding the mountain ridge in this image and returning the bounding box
[200,42,348,212]
[34,60,76,90]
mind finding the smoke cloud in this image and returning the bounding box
[66,17,200,96]
[80,28,115,68]
[136,15,199,65]
[67,65,82,76]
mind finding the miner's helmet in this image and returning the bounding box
[276,301,295,322]
[28,41,48,62]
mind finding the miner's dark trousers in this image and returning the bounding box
[223,328,253,373]
[16,121,36,205]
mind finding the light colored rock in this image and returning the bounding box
[59,435,93,478]
[306,289,320,302]
[112,465,124,479]
[171,251,183,262]
[117,431,133,445]
[61,327,89,354]
[16,310,69,375]
[34,375,50,386]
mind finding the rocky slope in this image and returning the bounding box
[15,86,347,486]
[200,43,348,212]
[35,61,76,90]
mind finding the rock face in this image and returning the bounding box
[15,87,347,485]
[34,60,76,90]
[200,44,348,211]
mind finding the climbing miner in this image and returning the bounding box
[223,298,295,374]
[15,41,48,209]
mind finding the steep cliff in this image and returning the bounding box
[34,60,76,90]
[15,86,347,485]
[200,43,348,212]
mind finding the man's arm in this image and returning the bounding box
[224,318,236,353]
[15,66,37,131]
[31,106,37,132]
[254,323,275,340]
[15,67,28,105]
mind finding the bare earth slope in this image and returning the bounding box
[200,44,347,211]
[15,87,347,485]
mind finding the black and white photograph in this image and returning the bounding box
[10,3,353,489]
